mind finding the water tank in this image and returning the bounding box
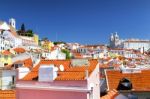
[38,64,57,82]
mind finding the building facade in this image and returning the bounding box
[110,32,150,51]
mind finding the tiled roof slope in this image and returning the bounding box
[23,59,98,81]
[13,47,26,53]
[101,89,118,99]
[2,50,12,55]
[5,58,33,69]
[24,58,33,68]
[106,70,150,91]
[0,90,16,99]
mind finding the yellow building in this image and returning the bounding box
[0,50,13,66]
[41,40,54,51]
[33,34,39,45]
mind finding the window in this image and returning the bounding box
[12,76,15,85]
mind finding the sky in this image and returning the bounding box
[0,0,150,44]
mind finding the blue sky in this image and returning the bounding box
[0,0,150,44]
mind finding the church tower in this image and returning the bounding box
[114,32,120,47]
[114,32,119,41]
[110,33,114,48]
[9,18,16,29]
[109,32,120,48]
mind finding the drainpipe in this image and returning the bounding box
[85,70,88,80]
[89,83,94,99]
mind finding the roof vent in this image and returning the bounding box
[59,65,64,71]
[38,64,57,82]
[117,78,132,90]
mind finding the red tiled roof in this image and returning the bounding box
[106,70,150,91]
[0,90,16,99]
[23,59,98,81]
[73,52,83,59]
[6,58,33,69]
[101,89,119,99]
[24,58,33,68]
[100,64,109,69]
[125,40,150,43]
[14,47,26,53]
[99,63,120,69]
[2,50,12,55]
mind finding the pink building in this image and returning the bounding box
[16,59,100,99]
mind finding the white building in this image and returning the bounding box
[110,32,150,52]
[67,43,80,50]
[42,48,66,60]
[0,33,11,51]
[0,18,39,51]
[0,69,16,90]
[0,19,23,50]
[123,40,150,52]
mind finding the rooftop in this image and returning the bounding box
[106,69,150,91]
[101,89,118,99]
[22,59,98,81]
[0,90,16,99]
[1,50,13,56]
[13,47,26,53]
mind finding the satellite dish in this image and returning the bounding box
[60,65,64,71]
[54,67,59,71]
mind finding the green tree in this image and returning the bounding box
[61,49,71,59]
[21,23,25,32]
[26,29,34,37]
[54,41,66,45]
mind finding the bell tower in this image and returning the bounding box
[9,18,16,29]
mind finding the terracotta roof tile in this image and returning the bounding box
[106,70,150,91]
[23,59,98,81]
[6,58,33,69]
[72,52,83,59]
[24,58,33,68]
[0,90,16,99]
[14,47,26,53]
[101,89,119,99]
[2,50,12,55]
